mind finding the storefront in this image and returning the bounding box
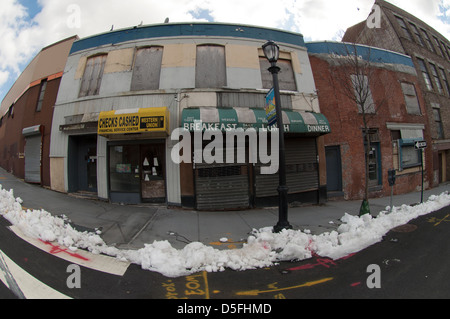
[180,107,331,210]
[98,107,170,204]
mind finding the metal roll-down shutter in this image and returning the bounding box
[194,144,250,210]
[22,125,42,184]
[255,138,319,199]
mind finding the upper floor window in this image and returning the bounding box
[401,82,421,115]
[259,52,297,91]
[79,54,107,97]
[195,45,227,88]
[432,104,444,139]
[433,36,447,57]
[395,16,413,41]
[36,79,47,112]
[417,58,433,91]
[351,74,375,114]
[439,67,450,95]
[131,46,163,91]
[420,29,435,53]
[409,23,425,47]
[441,41,450,60]
[429,63,444,94]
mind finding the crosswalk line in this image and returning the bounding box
[0,249,71,299]
[9,226,130,277]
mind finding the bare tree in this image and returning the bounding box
[326,43,392,215]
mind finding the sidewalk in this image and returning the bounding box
[0,167,448,250]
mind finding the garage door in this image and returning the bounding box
[24,134,42,184]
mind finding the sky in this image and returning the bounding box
[1,0,449,105]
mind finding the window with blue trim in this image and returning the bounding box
[398,138,422,170]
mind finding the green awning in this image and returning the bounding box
[181,107,331,135]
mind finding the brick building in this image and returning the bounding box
[307,41,432,200]
[343,0,450,186]
[0,36,78,186]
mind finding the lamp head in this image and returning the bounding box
[262,40,280,64]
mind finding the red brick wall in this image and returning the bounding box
[0,77,59,186]
[310,54,433,200]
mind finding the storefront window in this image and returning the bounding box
[398,139,422,170]
[140,144,165,201]
[109,145,140,193]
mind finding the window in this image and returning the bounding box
[429,63,444,94]
[391,130,401,141]
[351,74,375,113]
[36,79,47,112]
[432,105,444,139]
[417,58,433,90]
[409,23,424,46]
[391,128,424,171]
[260,56,297,91]
[401,82,421,114]
[439,67,450,95]
[79,54,107,97]
[441,42,450,60]
[420,29,435,53]
[433,36,446,57]
[195,45,227,88]
[398,139,422,170]
[395,16,413,41]
[131,46,163,91]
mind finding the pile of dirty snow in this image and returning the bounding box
[0,184,449,277]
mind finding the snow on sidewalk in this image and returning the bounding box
[0,184,449,278]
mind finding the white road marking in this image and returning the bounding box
[0,249,71,299]
[9,226,130,276]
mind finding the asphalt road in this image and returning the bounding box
[1,204,449,304]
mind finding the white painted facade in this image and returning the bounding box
[50,23,320,207]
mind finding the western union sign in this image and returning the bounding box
[98,107,169,135]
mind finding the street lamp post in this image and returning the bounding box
[262,40,292,233]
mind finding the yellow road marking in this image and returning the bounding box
[236,277,334,296]
[431,214,450,226]
[202,271,210,299]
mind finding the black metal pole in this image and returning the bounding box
[421,148,424,203]
[269,64,292,233]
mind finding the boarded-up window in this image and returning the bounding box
[131,46,163,91]
[260,57,297,91]
[401,82,421,115]
[79,54,107,97]
[195,45,227,88]
[351,74,375,113]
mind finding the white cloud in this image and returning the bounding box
[0,0,35,75]
[0,71,9,87]
[1,0,449,104]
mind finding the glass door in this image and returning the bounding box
[109,144,140,200]
[140,143,166,202]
